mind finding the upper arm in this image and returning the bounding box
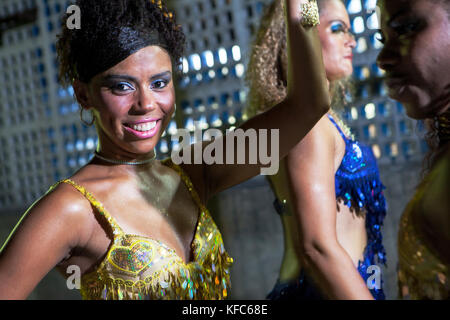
[277,116,340,251]
[0,185,92,299]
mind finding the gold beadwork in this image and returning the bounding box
[300,0,320,28]
[49,159,233,300]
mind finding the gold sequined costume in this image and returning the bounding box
[398,157,449,300]
[49,159,233,300]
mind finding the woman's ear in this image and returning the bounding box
[73,79,92,110]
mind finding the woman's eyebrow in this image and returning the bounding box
[150,71,172,80]
[101,71,172,82]
[102,74,137,82]
[330,19,350,29]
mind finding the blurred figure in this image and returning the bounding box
[246,0,386,299]
[377,0,450,299]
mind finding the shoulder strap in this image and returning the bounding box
[327,114,347,141]
[60,179,123,236]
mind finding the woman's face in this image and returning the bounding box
[317,0,356,81]
[77,45,175,157]
[376,0,450,119]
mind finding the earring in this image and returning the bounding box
[80,108,95,126]
[172,103,177,118]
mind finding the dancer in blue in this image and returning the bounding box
[246,0,386,299]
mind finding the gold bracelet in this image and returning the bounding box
[300,0,320,28]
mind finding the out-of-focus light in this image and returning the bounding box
[347,0,362,14]
[182,57,189,74]
[365,0,377,12]
[365,103,376,119]
[222,67,229,76]
[232,45,241,61]
[228,116,236,125]
[372,144,381,159]
[190,53,201,71]
[368,124,377,138]
[218,47,228,64]
[353,16,365,34]
[356,37,367,53]
[203,50,214,68]
[185,118,195,132]
[168,121,178,135]
[160,140,169,153]
[367,12,379,29]
[351,107,359,120]
[235,63,245,78]
[348,0,362,14]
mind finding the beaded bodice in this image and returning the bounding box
[327,114,387,299]
[51,159,233,300]
[398,158,449,300]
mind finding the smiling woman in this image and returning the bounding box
[0,0,331,300]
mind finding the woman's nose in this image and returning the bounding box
[137,88,156,112]
[346,32,357,49]
[376,44,400,72]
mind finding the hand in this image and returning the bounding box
[286,0,320,28]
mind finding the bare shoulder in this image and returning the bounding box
[287,114,338,160]
[29,180,94,240]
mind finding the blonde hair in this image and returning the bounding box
[245,0,351,118]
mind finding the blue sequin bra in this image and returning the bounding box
[328,114,387,299]
[272,114,387,300]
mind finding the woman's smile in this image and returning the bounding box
[123,119,162,139]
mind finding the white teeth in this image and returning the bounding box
[131,121,157,132]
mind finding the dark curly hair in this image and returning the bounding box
[56,0,186,87]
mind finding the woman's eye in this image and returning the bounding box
[111,82,134,92]
[331,23,346,33]
[391,19,421,37]
[151,79,168,90]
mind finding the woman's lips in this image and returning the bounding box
[123,119,161,139]
[385,77,410,100]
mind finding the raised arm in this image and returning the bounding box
[271,116,374,299]
[0,185,91,299]
[181,0,330,202]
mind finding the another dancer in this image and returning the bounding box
[377,0,450,299]
[246,0,386,299]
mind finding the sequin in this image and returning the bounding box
[49,158,233,300]
[331,114,387,299]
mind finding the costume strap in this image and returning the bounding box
[60,179,124,237]
[327,114,347,141]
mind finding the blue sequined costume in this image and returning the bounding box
[268,114,387,300]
